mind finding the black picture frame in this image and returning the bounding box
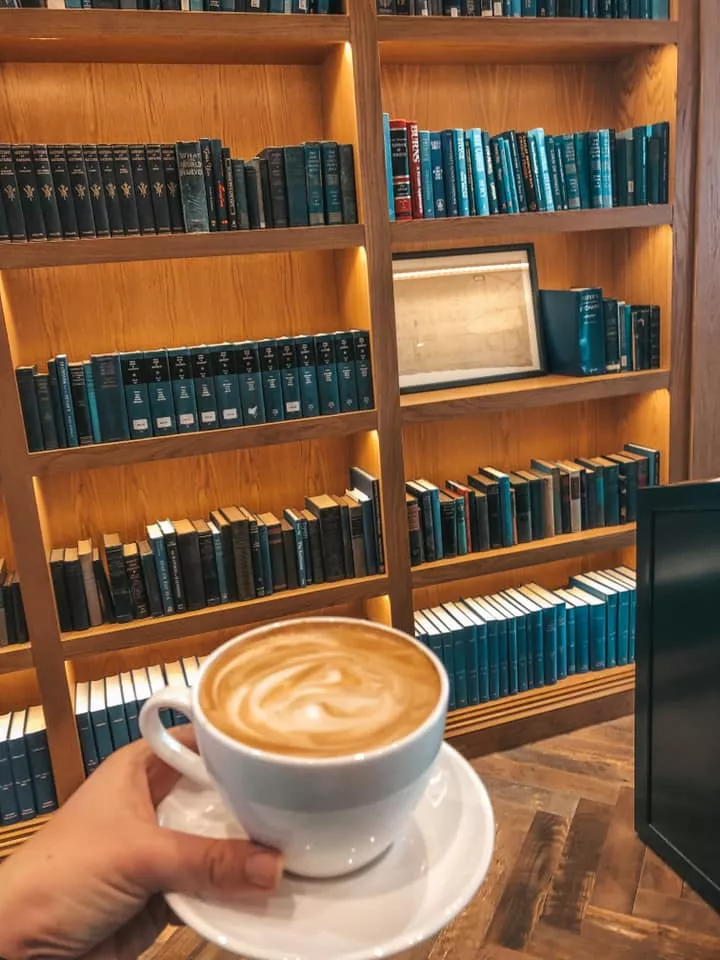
[636,480,720,913]
[391,243,546,395]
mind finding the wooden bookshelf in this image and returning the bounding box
[0,0,698,846]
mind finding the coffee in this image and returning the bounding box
[199,619,441,758]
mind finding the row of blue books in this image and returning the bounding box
[406,443,659,563]
[414,565,637,711]
[540,288,662,376]
[0,707,56,824]
[16,332,373,452]
[383,116,670,221]
[377,0,668,16]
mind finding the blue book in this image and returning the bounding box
[304,141,324,227]
[256,516,274,598]
[47,360,68,449]
[574,132,591,209]
[74,682,99,777]
[120,672,140,743]
[211,344,242,430]
[569,586,606,670]
[607,568,637,661]
[24,707,57,814]
[560,594,576,675]
[455,496,468,556]
[510,0,521,11]
[467,129,490,216]
[55,353,79,447]
[458,601,489,703]
[633,126,648,205]
[146,523,174,616]
[528,128,555,213]
[588,130,603,209]
[588,571,631,666]
[599,128,613,208]
[0,713,19,825]
[527,584,568,680]
[208,520,229,604]
[283,508,309,588]
[471,597,501,700]
[559,589,590,673]
[519,586,557,686]
[424,610,457,711]
[333,332,359,412]
[294,335,320,418]
[501,137,519,213]
[558,134,582,210]
[352,330,374,410]
[432,608,468,709]
[500,593,530,692]
[527,132,547,211]
[452,128,470,217]
[8,711,35,820]
[444,602,481,706]
[143,350,177,435]
[545,135,565,211]
[235,341,266,425]
[167,347,199,433]
[429,132,446,218]
[105,675,130,751]
[190,347,219,430]
[130,669,152,730]
[120,351,153,440]
[489,137,508,214]
[83,361,101,443]
[414,613,445,678]
[90,354,130,443]
[418,479,443,560]
[651,0,668,16]
[522,0,537,10]
[505,588,544,688]
[539,288,606,376]
[487,597,519,696]
[478,467,513,547]
[481,131,500,215]
[440,130,459,217]
[346,486,377,576]
[418,131,435,220]
[276,337,302,420]
[382,113,395,222]
[571,574,617,667]
[314,334,340,416]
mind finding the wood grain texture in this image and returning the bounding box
[0,10,350,65]
[591,786,647,914]
[378,17,678,66]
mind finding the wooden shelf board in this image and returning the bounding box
[0,224,365,270]
[62,575,390,658]
[0,816,48,859]
[401,370,670,424]
[0,643,34,676]
[378,16,678,65]
[445,664,635,740]
[390,206,672,249]
[28,409,378,477]
[412,523,636,588]
[0,10,350,65]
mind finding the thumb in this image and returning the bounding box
[141,827,283,898]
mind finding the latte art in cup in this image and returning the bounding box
[199,620,441,758]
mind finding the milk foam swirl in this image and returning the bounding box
[200,622,440,758]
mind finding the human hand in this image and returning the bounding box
[0,727,283,960]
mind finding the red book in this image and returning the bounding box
[389,119,412,221]
[407,122,424,219]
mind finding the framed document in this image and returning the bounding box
[392,244,546,394]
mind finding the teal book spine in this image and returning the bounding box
[603,299,622,372]
[294,336,320,418]
[418,131,435,220]
[545,135,564,210]
[462,622,480,706]
[143,350,177,435]
[304,142,325,227]
[574,132,591,209]
[474,619,489,703]
[276,338,302,420]
[578,287,606,374]
[120,351,153,440]
[651,0,668,15]
[89,701,113,763]
[16,366,43,453]
[451,622,468,709]
[90,354,129,443]
[541,605,558,685]
[555,600,568,680]
[496,616,509,699]
[167,347,198,433]
[599,128,613,207]
[231,160,249,231]
[25,726,57,813]
[106,699,130,751]
[74,707,98,777]
[55,354,79,447]
[559,134,582,210]
[441,131,459,216]
[438,623,456,710]
[314,334,340,416]
[382,114,395,222]
[528,128,555,212]
[588,602,607,669]
[320,141,343,225]
[175,141,210,233]
[456,499,468,556]
[283,146,309,227]
[526,132,546,211]
[190,348,219,431]
[515,612,529,692]
[527,608,543,688]
[468,129,490,216]
[501,138,519,213]
[258,339,284,422]
[211,344,243,430]
[148,531,174,616]
[283,511,307,588]
[210,525,229,604]
[257,521,274,598]
[633,126,648,204]
[573,600,590,672]
[506,615,519,695]
[486,618,499,700]
[333,332,359,413]
[429,131,447,218]
[616,588,630,665]
[352,330,374,409]
[8,731,35,821]
[429,486,443,559]
[47,360,67,449]
[588,130,603,208]
[452,128,470,217]
[82,362,101,443]
[564,602,576,676]
[502,132,527,212]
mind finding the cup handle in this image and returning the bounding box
[139,687,213,789]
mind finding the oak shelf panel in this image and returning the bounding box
[0,817,48,860]
[445,663,635,741]
[411,524,636,589]
[0,224,365,270]
[390,206,672,249]
[378,16,678,65]
[0,643,33,676]
[61,574,390,658]
[0,10,350,65]
[27,410,378,477]
[400,370,670,424]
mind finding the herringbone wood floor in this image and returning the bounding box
[144,718,720,960]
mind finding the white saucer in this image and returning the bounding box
[157,742,495,960]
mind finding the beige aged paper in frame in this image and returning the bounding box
[393,248,542,391]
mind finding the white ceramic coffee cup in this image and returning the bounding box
[139,617,449,879]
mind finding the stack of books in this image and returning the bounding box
[16,331,374,453]
[383,116,670,221]
[1,0,340,9]
[0,139,357,243]
[0,560,28,647]
[540,288,661,376]
[0,707,56,825]
[415,565,636,711]
[377,0,668,16]
[49,466,384,632]
[406,443,659,563]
